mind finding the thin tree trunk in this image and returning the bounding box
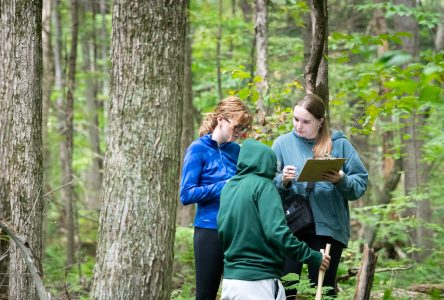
[0,1,44,299]
[394,0,432,262]
[92,1,187,299]
[357,1,402,247]
[177,2,195,227]
[58,0,79,268]
[99,0,109,113]
[304,0,327,95]
[254,0,268,116]
[216,0,223,100]
[81,0,103,210]
[314,1,329,121]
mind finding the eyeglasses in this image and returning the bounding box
[222,116,251,134]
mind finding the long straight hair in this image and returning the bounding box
[296,94,331,158]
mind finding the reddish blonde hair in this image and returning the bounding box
[199,96,253,137]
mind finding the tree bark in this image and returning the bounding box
[92,1,187,299]
[304,0,327,95]
[354,245,378,300]
[0,1,44,299]
[254,0,268,116]
[177,2,195,227]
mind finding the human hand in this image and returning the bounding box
[320,169,344,184]
[319,250,330,272]
[282,165,297,186]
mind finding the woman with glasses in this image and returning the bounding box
[180,96,252,300]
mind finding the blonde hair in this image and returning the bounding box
[296,94,331,158]
[199,96,253,137]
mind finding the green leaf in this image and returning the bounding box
[237,87,251,100]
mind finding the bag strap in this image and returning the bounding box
[305,182,315,197]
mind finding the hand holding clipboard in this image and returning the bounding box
[297,158,346,182]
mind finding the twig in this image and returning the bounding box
[43,178,81,198]
[0,220,50,300]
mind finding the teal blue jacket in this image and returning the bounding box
[272,130,368,246]
[218,139,322,280]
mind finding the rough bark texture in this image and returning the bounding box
[0,2,12,293]
[314,0,329,117]
[304,0,327,95]
[0,1,44,299]
[394,0,432,262]
[254,0,268,116]
[91,1,187,299]
[177,3,195,227]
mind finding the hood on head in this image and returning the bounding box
[236,139,277,179]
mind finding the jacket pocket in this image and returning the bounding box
[311,184,339,229]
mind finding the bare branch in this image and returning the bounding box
[0,220,50,300]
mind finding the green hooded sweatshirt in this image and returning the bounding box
[218,139,322,280]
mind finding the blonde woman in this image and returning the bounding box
[180,96,253,300]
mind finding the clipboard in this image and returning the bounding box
[297,158,346,182]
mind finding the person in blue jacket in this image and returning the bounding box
[272,94,368,298]
[180,96,253,300]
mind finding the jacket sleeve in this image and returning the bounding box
[257,183,322,268]
[335,144,368,201]
[180,146,227,205]
[271,141,290,194]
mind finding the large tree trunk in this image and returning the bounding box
[0,1,44,299]
[177,2,195,227]
[91,1,187,299]
[393,0,432,262]
[254,0,268,116]
[81,0,103,210]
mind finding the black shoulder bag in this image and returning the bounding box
[282,182,314,234]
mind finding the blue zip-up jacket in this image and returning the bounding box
[180,134,240,229]
[272,130,368,246]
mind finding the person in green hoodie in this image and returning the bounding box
[218,139,330,300]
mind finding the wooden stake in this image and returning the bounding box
[315,243,331,300]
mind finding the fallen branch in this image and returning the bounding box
[0,220,50,300]
[338,265,414,282]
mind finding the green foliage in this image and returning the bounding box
[171,226,195,300]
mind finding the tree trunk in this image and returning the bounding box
[393,0,432,262]
[177,2,195,227]
[315,0,329,117]
[254,0,268,116]
[57,0,79,268]
[92,1,187,299]
[81,0,103,211]
[354,245,378,300]
[0,3,12,293]
[216,0,223,100]
[304,0,327,95]
[0,1,44,299]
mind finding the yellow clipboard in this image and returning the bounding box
[297,158,346,182]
